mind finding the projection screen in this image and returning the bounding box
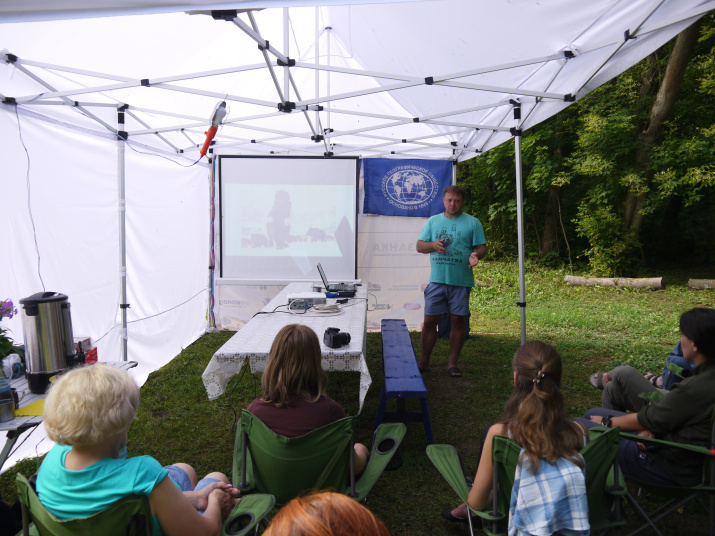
[218,155,359,283]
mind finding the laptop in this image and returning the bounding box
[317,263,356,297]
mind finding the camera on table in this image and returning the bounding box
[324,327,351,349]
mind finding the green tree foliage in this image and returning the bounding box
[459,14,715,276]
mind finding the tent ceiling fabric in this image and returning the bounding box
[0,0,423,23]
[2,0,712,163]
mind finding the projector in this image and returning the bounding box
[287,292,326,310]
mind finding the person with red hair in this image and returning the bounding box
[263,491,390,536]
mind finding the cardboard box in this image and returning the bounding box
[73,336,98,364]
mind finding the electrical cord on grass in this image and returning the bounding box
[228,363,250,435]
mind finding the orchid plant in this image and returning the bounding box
[0,299,19,358]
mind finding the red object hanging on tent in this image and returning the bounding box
[200,101,227,158]
[200,125,218,157]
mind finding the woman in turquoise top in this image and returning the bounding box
[37,364,239,536]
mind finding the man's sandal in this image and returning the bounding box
[643,373,663,388]
[441,510,479,525]
[589,372,610,390]
[448,367,462,378]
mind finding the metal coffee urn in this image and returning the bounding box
[19,292,77,394]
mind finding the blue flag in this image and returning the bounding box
[363,159,452,217]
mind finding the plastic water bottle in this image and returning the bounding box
[0,366,10,395]
[0,365,13,422]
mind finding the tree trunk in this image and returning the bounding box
[689,279,715,290]
[564,276,664,289]
[541,185,561,254]
[622,22,701,237]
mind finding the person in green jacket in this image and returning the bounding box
[580,308,715,486]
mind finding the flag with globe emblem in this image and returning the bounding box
[363,159,452,217]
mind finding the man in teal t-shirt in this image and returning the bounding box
[417,185,486,377]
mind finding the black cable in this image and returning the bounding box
[14,105,45,292]
[227,367,261,435]
[117,132,203,167]
[251,303,306,318]
[36,85,203,167]
[95,288,206,343]
[126,288,206,324]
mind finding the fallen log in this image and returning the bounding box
[564,276,664,289]
[688,279,715,290]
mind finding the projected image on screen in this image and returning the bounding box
[219,156,358,282]
[224,184,354,257]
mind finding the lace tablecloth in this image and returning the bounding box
[202,283,371,412]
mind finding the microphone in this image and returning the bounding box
[200,101,227,157]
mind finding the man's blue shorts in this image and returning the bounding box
[165,465,219,492]
[424,282,471,317]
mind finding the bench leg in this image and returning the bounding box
[373,384,388,437]
[420,397,433,445]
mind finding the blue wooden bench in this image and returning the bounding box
[373,319,433,444]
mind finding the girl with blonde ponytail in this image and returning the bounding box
[445,341,590,536]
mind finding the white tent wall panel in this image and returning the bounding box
[1,106,120,355]
[1,104,210,382]
[1,104,210,471]
[123,149,210,384]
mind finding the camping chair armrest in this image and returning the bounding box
[426,443,508,525]
[619,432,714,456]
[469,508,507,523]
[353,422,407,501]
[426,444,472,505]
[222,494,275,536]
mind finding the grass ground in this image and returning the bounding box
[2,261,713,535]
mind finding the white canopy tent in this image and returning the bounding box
[1,0,712,468]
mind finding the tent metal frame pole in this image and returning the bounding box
[315,7,320,134]
[326,27,332,143]
[283,8,290,102]
[515,134,527,345]
[511,100,526,346]
[514,125,526,346]
[246,11,285,103]
[118,108,128,361]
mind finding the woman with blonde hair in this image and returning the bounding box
[247,324,369,474]
[445,341,589,536]
[37,364,239,536]
[263,491,390,536]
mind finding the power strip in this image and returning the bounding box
[287,292,327,310]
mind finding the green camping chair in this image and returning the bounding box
[618,412,715,536]
[233,410,405,506]
[583,427,627,533]
[15,473,152,536]
[426,426,625,536]
[16,472,274,536]
[222,494,276,536]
